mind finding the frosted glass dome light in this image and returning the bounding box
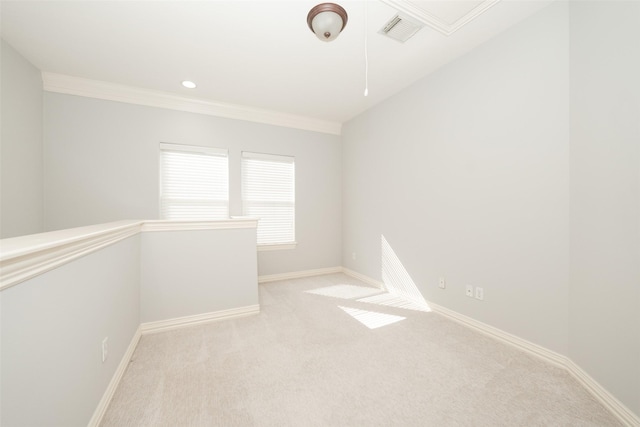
[307,3,348,42]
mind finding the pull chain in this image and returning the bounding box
[364,1,369,97]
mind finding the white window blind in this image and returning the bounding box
[242,152,295,245]
[160,143,229,220]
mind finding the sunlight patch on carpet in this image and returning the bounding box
[306,284,382,300]
[358,293,431,312]
[338,306,406,329]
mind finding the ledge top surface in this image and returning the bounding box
[0,218,258,262]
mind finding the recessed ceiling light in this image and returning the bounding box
[181,80,196,89]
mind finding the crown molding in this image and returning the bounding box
[41,72,342,136]
[379,0,500,36]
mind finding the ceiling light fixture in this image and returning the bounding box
[181,80,196,89]
[307,3,348,42]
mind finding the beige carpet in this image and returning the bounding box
[102,273,621,426]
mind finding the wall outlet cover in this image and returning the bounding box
[465,285,474,297]
[102,337,108,363]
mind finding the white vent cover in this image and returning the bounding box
[379,14,423,43]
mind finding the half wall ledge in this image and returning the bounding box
[0,217,259,291]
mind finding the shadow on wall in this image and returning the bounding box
[381,235,430,312]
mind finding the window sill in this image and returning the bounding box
[257,242,297,252]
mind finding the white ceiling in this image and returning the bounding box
[1,0,553,126]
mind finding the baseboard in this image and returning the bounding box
[88,326,142,427]
[433,304,638,426]
[86,268,638,427]
[428,301,569,369]
[140,304,260,334]
[564,359,640,426]
[342,268,639,427]
[258,266,342,283]
[343,265,566,369]
[87,305,259,425]
[341,267,385,289]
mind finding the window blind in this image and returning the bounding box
[160,143,229,220]
[241,152,295,245]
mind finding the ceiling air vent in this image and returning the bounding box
[379,14,423,43]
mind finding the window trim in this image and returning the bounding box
[257,242,297,251]
[159,142,227,156]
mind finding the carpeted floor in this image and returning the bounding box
[101,273,621,426]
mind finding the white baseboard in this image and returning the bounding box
[341,268,640,427]
[564,358,640,426]
[88,326,142,427]
[87,268,638,427]
[341,267,385,289]
[432,305,638,426]
[88,305,259,425]
[428,301,568,370]
[258,266,342,283]
[140,304,260,334]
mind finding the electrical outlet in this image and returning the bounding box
[465,285,474,297]
[352,252,356,260]
[475,287,484,301]
[102,337,108,363]
[438,277,446,289]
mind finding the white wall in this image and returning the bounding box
[141,227,258,323]
[1,235,141,426]
[343,0,640,416]
[0,40,43,238]
[0,219,259,425]
[43,94,342,275]
[7,0,639,417]
[569,0,640,415]
[342,2,570,353]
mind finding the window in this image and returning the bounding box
[160,143,228,220]
[242,152,295,247]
